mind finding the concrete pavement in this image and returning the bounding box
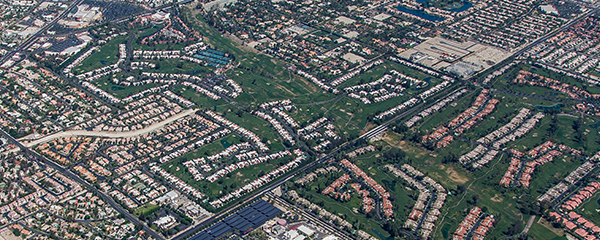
[23,108,197,147]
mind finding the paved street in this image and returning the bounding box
[23,108,197,147]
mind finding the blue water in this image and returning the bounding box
[371,229,394,240]
[396,5,446,22]
[221,139,231,148]
[416,0,473,10]
[110,86,124,92]
[396,1,472,22]
[535,103,563,111]
[590,121,600,129]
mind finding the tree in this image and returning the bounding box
[442,153,458,164]
[456,185,465,195]
[504,221,523,236]
[552,220,565,229]
[467,195,478,205]
[548,115,558,135]
[394,124,409,133]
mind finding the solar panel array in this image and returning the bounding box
[190,199,282,240]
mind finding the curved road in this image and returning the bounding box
[23,108,197,147]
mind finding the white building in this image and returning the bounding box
[154,215,177,230]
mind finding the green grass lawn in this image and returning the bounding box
[292,148,415,238]
[584,117,600,153]
[184,7,312,85]
[228,69,326,105]
[132,24,190,51]
[382,135,582,240]
[370,84,599,239]
[138,59,213,75]
[377,132,532,240]
[508,113,593,154]
[181,6,338,108]
[416,89,479,133]
[134,203,160,217]
[335,61,440,89]
[173,85,228,109]
[162,142,293,205]
[76,36,127,74]
[578,191,600,226]
[433,163,526,240]
[94,77,160,99]
[460,93,541,141]
[303,184,393,238]
[490,63,600,97]
[509,115,551,152]
[528,220,566,240]
[222,111,286,152]
[528,156,581,196]
[290,95,411,138]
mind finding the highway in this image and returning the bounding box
[0,1,430,240]
[512,7,599,57]
[0,0,87,65]
[473,6,600,83]
[1,2,593,240]
[266,193,354,240]
[0,129,166,240]
[173,84,463,240]
[171,166,305,240]
[359,85,463,140]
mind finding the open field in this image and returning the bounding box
[160,133,294,202]
[173,85,229,109]
[135,203,161,217]
[223,111,287,152]
[75,36,127,74]
[529,219,566,240]
[579,191,600,226]
[336,60,441,90]
[289,95,412,137]
[229,69,329,105]
[94,76,160,99]
[288,148,414,238]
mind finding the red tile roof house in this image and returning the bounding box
[564,220,577,230]
[568,211,581,220]
[408,209,423,220]
[454,226,468,237]
[586,235,597,240]
[578,218,589,225]
[584,221,596,229]
[473,225,489,236]
[575,228,588,238]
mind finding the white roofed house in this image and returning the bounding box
[154,215,177,230]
